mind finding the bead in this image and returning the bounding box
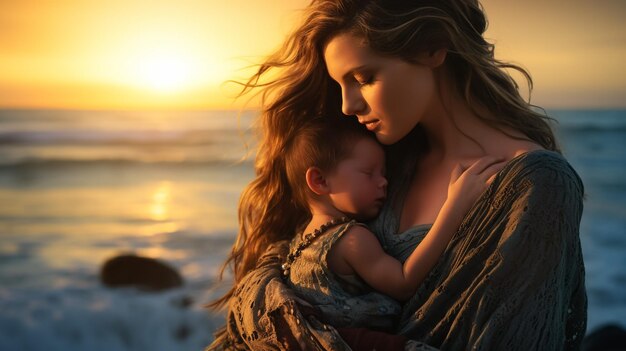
[281,217,351,279]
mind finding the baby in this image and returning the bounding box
[281,116,503,332]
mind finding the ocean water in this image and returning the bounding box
[0,109,624,350]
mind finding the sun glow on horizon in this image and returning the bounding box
[1,0,624,109]
[137,54,194,92]
[0,0,306,109]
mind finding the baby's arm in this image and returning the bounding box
[330,156,504,301]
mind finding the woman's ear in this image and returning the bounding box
[306,167,330,195]
[420,48,447,68]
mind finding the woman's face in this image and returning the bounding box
[324,33,440,145]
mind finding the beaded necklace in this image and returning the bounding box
[281,216,350,277]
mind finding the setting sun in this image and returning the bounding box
[138,55,193,92]
[0,0,624,109]
[0,0,307,109]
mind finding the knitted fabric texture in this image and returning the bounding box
[208,150,587,350]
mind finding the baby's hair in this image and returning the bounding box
[284,115,376,214]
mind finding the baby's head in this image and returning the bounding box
[284,116,387,222]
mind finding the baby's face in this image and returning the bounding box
[326,138,387,221]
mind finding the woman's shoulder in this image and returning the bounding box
[505,149,579,178]
[499,149,584,193]
[509,148,564,166]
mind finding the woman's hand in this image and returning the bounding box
[445,156,506,215]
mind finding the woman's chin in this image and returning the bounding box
[374,132,400,146]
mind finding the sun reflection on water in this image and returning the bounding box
[150,181,171,222]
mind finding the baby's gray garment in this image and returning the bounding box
[286,220,402,330]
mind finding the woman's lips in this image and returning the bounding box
[361,119,381,131]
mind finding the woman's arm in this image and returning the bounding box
[398,151,587,350]
[208,240,353,351]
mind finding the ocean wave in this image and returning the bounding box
[0,129,254,146]
[552,110,626,131]
[0,285,223,351]
[0,157,254,169]
[558,124,626,133]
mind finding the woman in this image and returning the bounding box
[208,0,586,349]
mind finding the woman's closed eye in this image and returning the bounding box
[354,74,374,86]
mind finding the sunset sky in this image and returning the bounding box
[1,0,624,110]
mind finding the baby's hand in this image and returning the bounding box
[446,156,506,213]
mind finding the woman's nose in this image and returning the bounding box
[341,88,366,116]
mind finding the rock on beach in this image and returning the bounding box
[100,254,183,291]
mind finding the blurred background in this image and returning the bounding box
[1,1,625,350]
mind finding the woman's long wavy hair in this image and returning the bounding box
[210,0,558,308]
